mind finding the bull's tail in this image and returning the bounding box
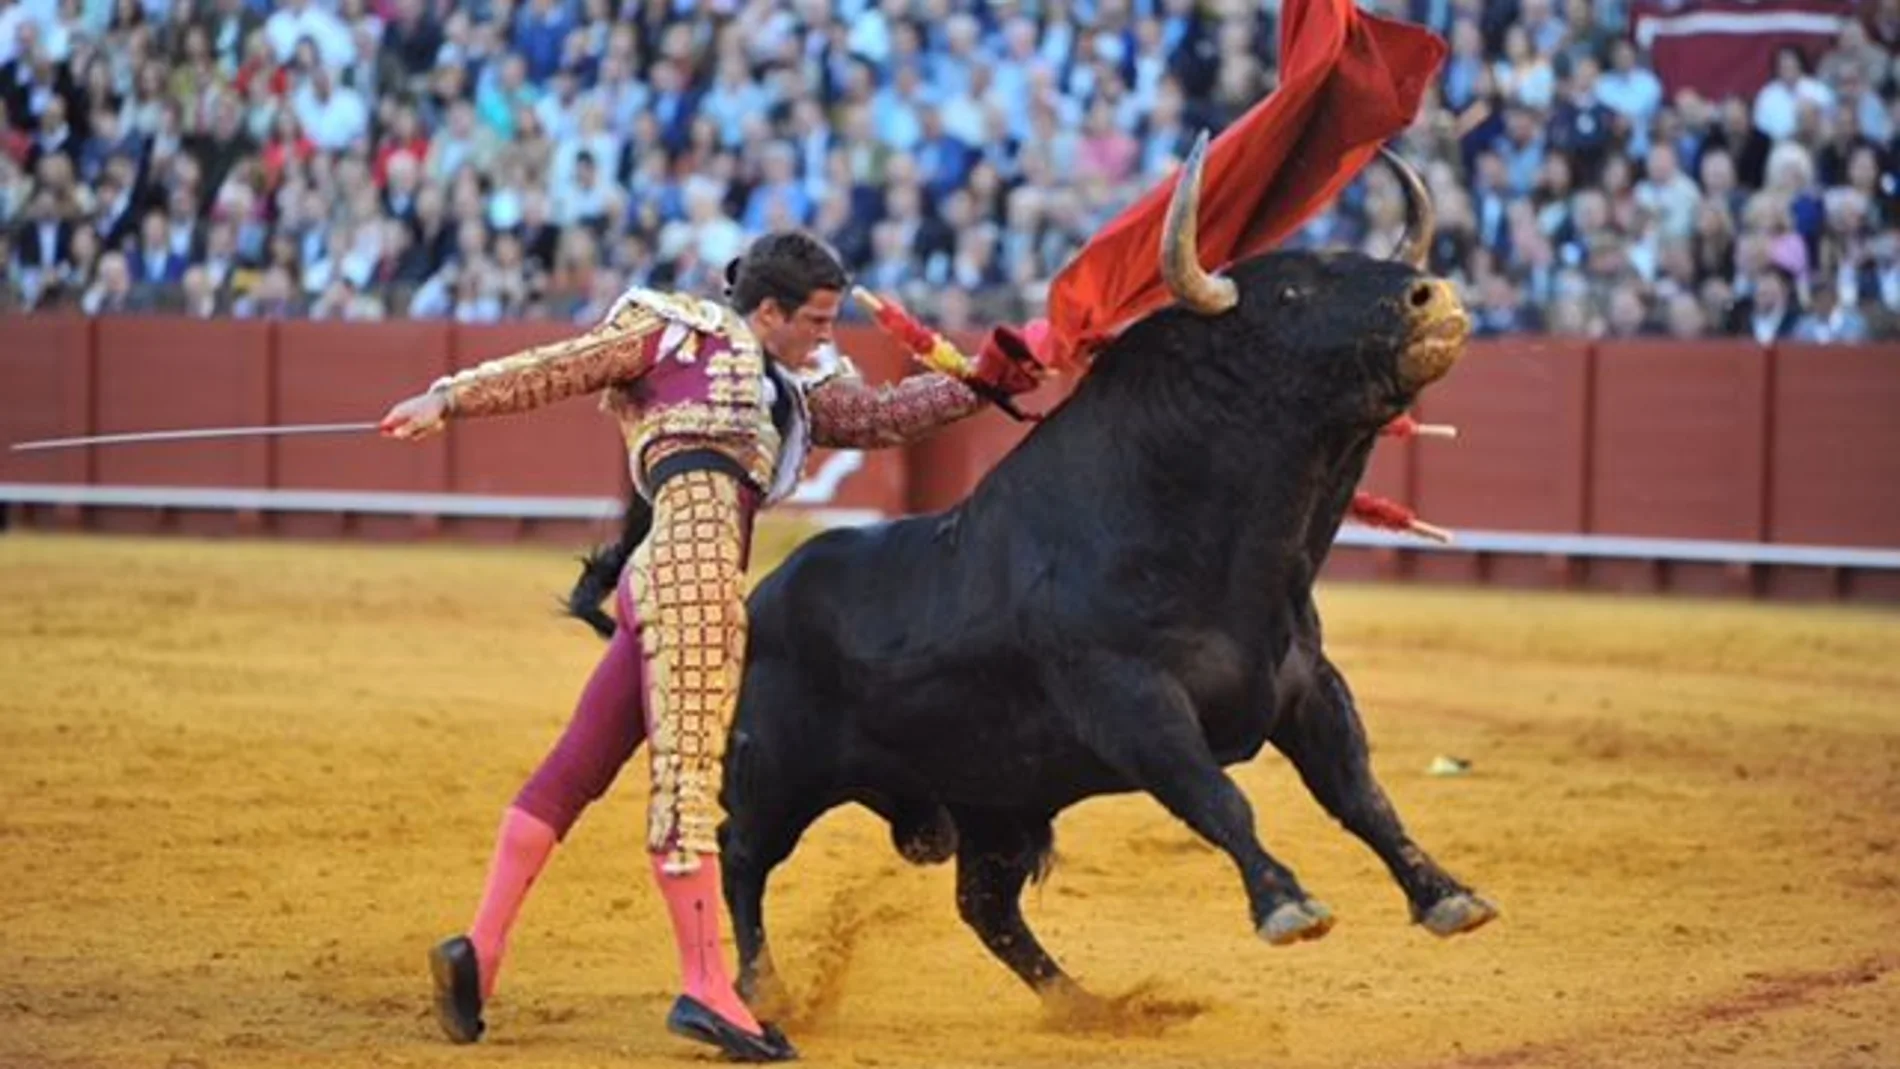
[1028,822,1057,887]
[563,489,652,640]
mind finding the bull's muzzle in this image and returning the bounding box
[1401,278,1469,390]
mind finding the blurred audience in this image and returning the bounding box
[2,0,1897,343]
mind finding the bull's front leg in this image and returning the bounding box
[1268,656,1497,937]
[1046,653,1335,945]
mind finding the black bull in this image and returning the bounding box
[571,143,1497,1012]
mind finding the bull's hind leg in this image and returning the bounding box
[718,673,838,1017]
[949,807,1086,1002]
[1269,656,1497,937]
[719,797,823,1018]
[1046,654,1334,945]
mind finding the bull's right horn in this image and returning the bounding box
[1161,130,1238,315]
[1379,145,1435,271]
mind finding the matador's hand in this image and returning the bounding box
[379,388,449,440]
[851,287,1047,420]
[971,323,1047,397]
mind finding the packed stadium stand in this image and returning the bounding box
[2,0,1897,341]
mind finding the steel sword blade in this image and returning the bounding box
[9,422,382,453]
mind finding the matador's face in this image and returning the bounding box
[754,289,842,368]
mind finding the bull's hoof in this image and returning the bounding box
[1037,979,1110,1020]
[1421,892,1498,937]
[1257,899,1335,945]
[739,967,796,1024]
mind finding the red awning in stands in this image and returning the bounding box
[1631,0,1857,102]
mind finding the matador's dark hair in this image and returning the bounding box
[724,230,849,315]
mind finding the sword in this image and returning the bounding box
[9,422,381,453]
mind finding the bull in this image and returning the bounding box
[572,138,1496,1015]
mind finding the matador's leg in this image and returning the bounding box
[630,463,793,1060]
[633,464,753,872]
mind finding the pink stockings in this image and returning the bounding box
[460,805,758,1033]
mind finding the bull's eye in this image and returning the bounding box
[1279,285,1302,305]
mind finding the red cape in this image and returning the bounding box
[1038,0,1448,370]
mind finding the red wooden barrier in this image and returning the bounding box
[276,320,452,493]
[444,321,624,499]
[1590,339,1771,541]
[84,319,271,536]
[3,315,1897,600]
[89,318,272,491]
[1768,344,1900,549]
[1400,341,1590,588]
[0,315,91,488]
[1413,339,1593,532]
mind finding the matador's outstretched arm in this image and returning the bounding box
[806,289,1048,449]
[435,301,668,418]
[803,369,987,449]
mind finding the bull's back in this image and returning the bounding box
[743,515,1013,713]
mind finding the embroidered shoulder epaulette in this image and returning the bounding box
[609,286,737,335]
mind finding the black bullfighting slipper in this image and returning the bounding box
[665,995,798,1062]
[428,935,485,1044]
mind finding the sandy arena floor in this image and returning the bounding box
[1,530,1897,1069]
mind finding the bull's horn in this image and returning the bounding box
[1161,130,1238,315]
[1379,145,1434,271]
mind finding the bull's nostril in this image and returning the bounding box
[1410,284,1435,309]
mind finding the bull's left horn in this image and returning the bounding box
[1379,145,1434,271]
[1161,130,1238,315]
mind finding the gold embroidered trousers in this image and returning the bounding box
[629,467,756,873]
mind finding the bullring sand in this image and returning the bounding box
[1,530,1896,1068]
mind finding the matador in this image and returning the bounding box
[378,231,1041,1061]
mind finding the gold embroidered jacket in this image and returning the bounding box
[431,287,985,502]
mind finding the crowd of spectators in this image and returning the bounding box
[3,0,1898,343]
